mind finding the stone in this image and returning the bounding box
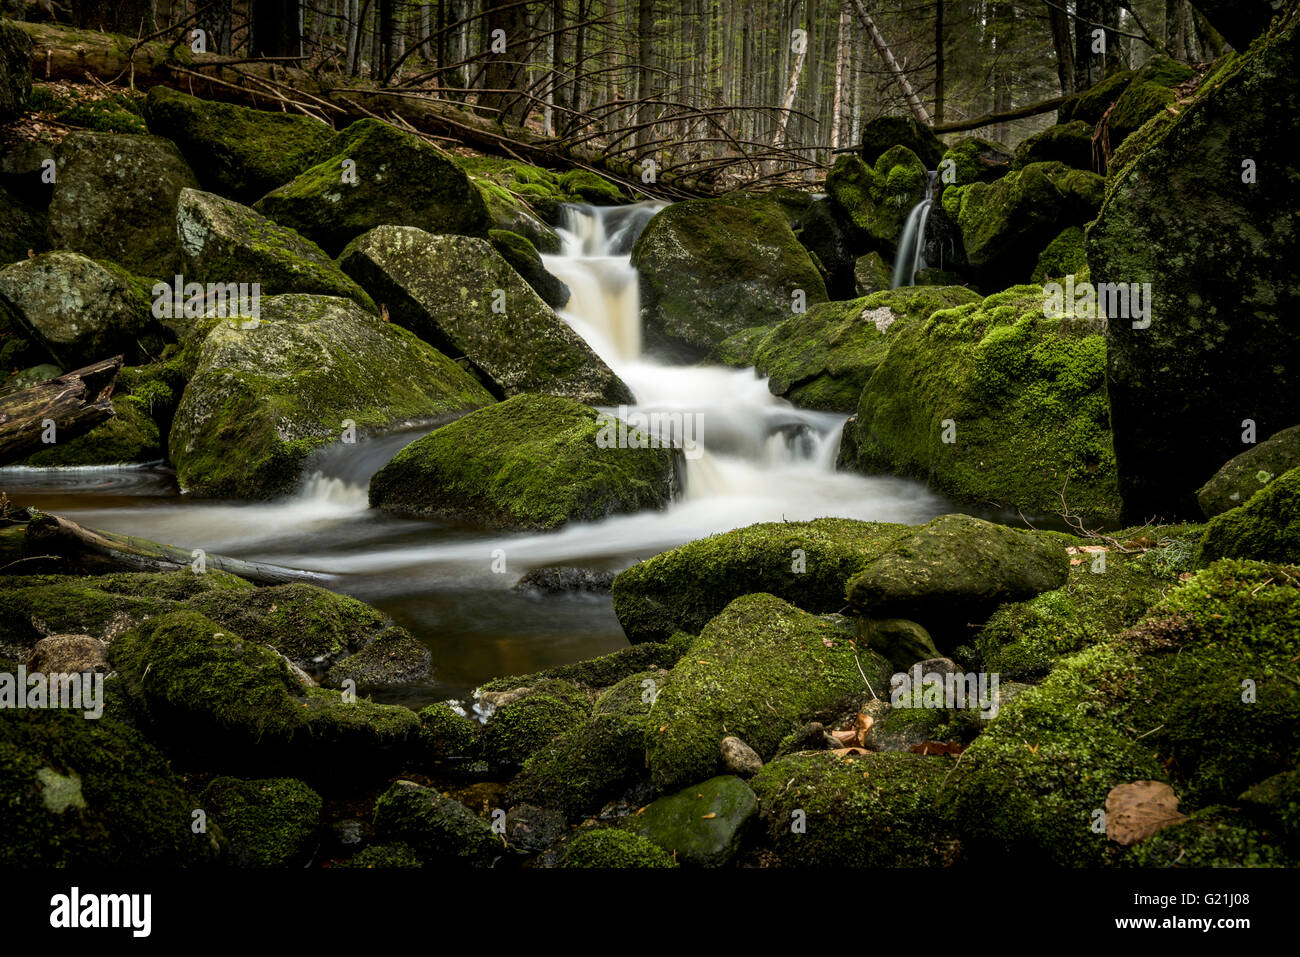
[636,775,757,867]
[719,736,763,777]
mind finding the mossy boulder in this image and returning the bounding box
[0,709,222,867]
[338,842,424,868]
[506,713,651,820]
[630,195,828,354]
[860,114,945,168]
[844,514,1069,646]
[1199,465,1300,564]
[736,285,981,412]
[488,228,568,308]
[1197,425,1300,518]
[477,639,687,695]
[560,828,676,868]
[176,188,376,312]
[1087,8,1300,521]
[751,751,958,867]
[612,518,907,645]
[1030,226,1087,283]
[635,775,757,867]
[369,393,678,530]
[144,87,334,202]
[339,226,628,405]
[825,147,929,253]
[843,285,1121,523]
[46,131,198,275]
[943,161,1103,288]
[1012,121,1094,172]
[1059,69,1136,126]
[854,251,892,296]
[27,83,146,134]
[372,780,500,866]
[1107,57,1196,144]
[418,702,482,761]
[941,136,1013,186]
[0,251,162,368]
[1128,806,1292,867]
[0,19,32,123]
[254,118,489,256]
[1238,768,1300,847]
[170,293,493,499]
[791,197,860,299]
[646,594,891,792]
[481,683,592,766]
[201,776,322,867]
[452,156,567,250]
[858,617,940,672]
[324,628,433,689]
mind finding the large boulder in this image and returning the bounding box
[942,161,1103,288]
[200,776,322,868]
[1012,121,1095,172]
[1088,7,1300,520]
[0,250,162,367]
[940,136,1014,186]
[635,775,757,867]
[372,780,500,866]
[46,132,198,275]
[825,146,930,254]
[1199,465,1300,563]
[339,226,627,405]
[254,118,489,255]
[844,513,1070,645]
[612,518,908,644]
[487,228,569,309]
[369,393,679,530]
[630,195,827,355]
[144,87,335,202]
[0,20,32,123]
[791,197,861,300]
[1197,424,1300,517]
[1106,57,1196,143]
[170,294,493,499]
[176,188,376,312]
[859,114,945,168]
[842,285,1121,523]
[724,285,980,412]
[645,593,891,792]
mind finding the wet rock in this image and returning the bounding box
[325,628,434,688]
[489,228,569,308]
[0,251,162,368]
[339,226,629,404]
[26,634,109,675]
[170,293,492,499]
[504,804,567,854]
[1198,466,1300,564]
[372,780,501,866]
[46,132,198,275]
[825,147,929,255]
[144,87,334,202]
[1197,424,1300,518]
[176,188,376,312]
[201,776,322,868]
[719,736,763,777]
[636,775,757,867]
[514,566,616,595]
[858,618,940,672]
[559,828,676,868]
[255,118,489,256]
[368,394,678,530]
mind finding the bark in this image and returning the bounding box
[847,0,932,125]
[0,358,121,468]
[932,93,1068,133]
[250,0,303,59]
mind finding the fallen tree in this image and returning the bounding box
[0,357,121,467]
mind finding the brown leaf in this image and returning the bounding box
[701,813,716,819]
[830,729,859,747]
[910,740,965,756]
[1105,780,1187,846]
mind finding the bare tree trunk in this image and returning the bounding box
[772,24,807,150]
[830,2,848,149]
[933,0,944,123]
[847,0,931,125]
[250,0,303,59]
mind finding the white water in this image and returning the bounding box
[891,171,939,289]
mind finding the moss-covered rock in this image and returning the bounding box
[630,195,828,354]
[943,161,1103,288]
[0,250,162,368]
[790,197,859,299]
[854,251,892,296]
[1198,466,1300,564]
[0,185,45,268]
[145,87,334,202]
[1197,425,1300,518]
[170,293,493,499]
[844,285,1121,523]
[19,391,161,466]
[477,639,687,694]
[1059,69,1136,126]
[612,518,907,644]
[634,774,756,867]
[339,226,628,404]
[593,669,667,717]
[46,131,198,275]
[825,147,929,254]
[1087,8,1300,521]
[27,82,145,134]
[506,713,651,819]
[201,776,322,867]
[1012,121,1095,172]
[1238,768,1300,847]
[1107,58,1196,143]
[1128,806,1292,867]
[481,683,592,766]
[857,617,940,672]
[1030,226,1087,283]
[646,594,890,792]
[560,828,677,868]
[941,136,1013,186]
[176,188,376,312]
[372,780,500,866]
[488,228,569,308]
[0,709,221,867]
[751,750,958,866]
[0,19,33,123]
[418,702,482,761]
[369,393,678,530]
[859,114,944,168]
[739,285,981,412]
[324,627,433,689]
[337,842,424,868]
[254,118,489,256]
[452,156,565,250]
[844,514,1069,646]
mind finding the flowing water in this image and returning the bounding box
[1,203,950,705]
[891,171,939,289]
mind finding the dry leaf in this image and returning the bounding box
[1106,780,1187,846]
[910,740,964,756]
[701,813,716,819]
[830,729,858,747]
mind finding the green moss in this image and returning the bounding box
[201,776,322,867]
[481,686,591,766]
[1013,121,1094,172]
[372,781,500,865]
[612,518,908,644]
[20,391,161,466]
[1030,226,1087,283]
[593,670,666,717]
[417,702,482,760]
[1197,425,1300,518]
[560,828,677,868]
[557,169,627,205]
[941,136,1013,187]
[1129,807,1292,867]
[847,285,1121,524]
[751,751,958,866]
[646,594,890,792]
[30,83,147,134]
[477,640,686,694]
[1199,466,1300,564]
[337,842,424,868]
[488,227,567,307]
[1059,70,1136,125]
[369,393,677,530]
[507,713,651,820]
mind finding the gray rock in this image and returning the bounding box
[514,566,615,595]
[26,634,109,675]
[0,20,31,123]
[636,775,757,867]
[504,804,567,854]
[719,736,763,777]
[1197,424,1300,518]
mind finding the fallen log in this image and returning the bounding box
[0,356,121,467]
[15,511,330,585]
[932,95,1069,134]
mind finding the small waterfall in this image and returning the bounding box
[891,170,939,289]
